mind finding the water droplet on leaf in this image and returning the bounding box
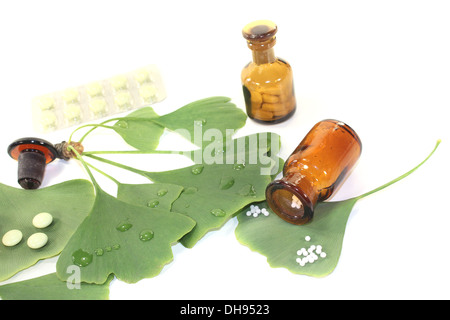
[157,188,168,196]
[195,119,207,126]
[94,248,104,256]
[116,120,129,129]
[191,165,204,175]
[116,221,133,232]
[72,249,93,267]
[184,186,198,194]
[210,208,226,217]
[147,199,159,208]
[233,163,245,170]
[219,176,235,190]
[139,230,154,242]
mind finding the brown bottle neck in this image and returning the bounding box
[252,48,276,65]
[282,172,320,206]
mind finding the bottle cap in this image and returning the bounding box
[7,137,58,189]
[242,20,277,50]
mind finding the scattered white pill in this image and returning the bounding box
[305,236,311,242]
[291,195,303,209]
[295,242,327,267]
[2,229,23,247]
[247,204,270,218]
[27,232,48,249]
[32,212,53,229]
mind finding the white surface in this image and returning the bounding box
[0,0,449,300]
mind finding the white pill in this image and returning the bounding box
[27,233,48,249]
[320,252,327,258]
[2,229,23,247]
[305,236,311,242]
[32,212,53,229]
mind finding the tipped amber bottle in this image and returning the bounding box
[241,20,296,124]
[266,119,362,225]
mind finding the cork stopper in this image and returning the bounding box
[242,20,277,50]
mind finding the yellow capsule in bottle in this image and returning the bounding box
[241,20,296,124]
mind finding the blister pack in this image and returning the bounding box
[32,65,166,133]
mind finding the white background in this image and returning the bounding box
[0,0,449,300]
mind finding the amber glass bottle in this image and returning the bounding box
[266,119,362,225]
[241,20,296,123]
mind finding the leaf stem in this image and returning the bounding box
[85,162,120,186]
[354,139,441,200]
[84,154,152,181]
[67,145,101,190]
[69,145,122,190]
[83,150,186,156]
[68,123,116,143]
[70,115,164,144]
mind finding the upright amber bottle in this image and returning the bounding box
[241,20,296,123]
[266,120,362,225]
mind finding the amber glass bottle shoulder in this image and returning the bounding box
[241,58,292,85]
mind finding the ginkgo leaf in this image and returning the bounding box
[56,189,196,284]
[109,97,247,152]
[0,180,95,282]
[117,183,184,211]
[235,200,358,277]
[235,140,441,277]
[0,273,113,300]
[108,133,284,248]
[152,96,247,148]
[112,107,164,151]
[145,161,275,248]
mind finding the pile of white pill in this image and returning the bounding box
[291,194,303,209]
[1,212,53,250]
[295,235,327,267]
[246,204,270,218]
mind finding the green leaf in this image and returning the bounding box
[0,180,95,282]
[112,107,165,151]
[152,96,247,148]
[116,183,184,211]
[235,140,441,277]
[88,133,283,248]
[235,200,358,277]
[56,188,196,284]
[0,273,113,300]
[132,133,283,248]
[108,97,247,152]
